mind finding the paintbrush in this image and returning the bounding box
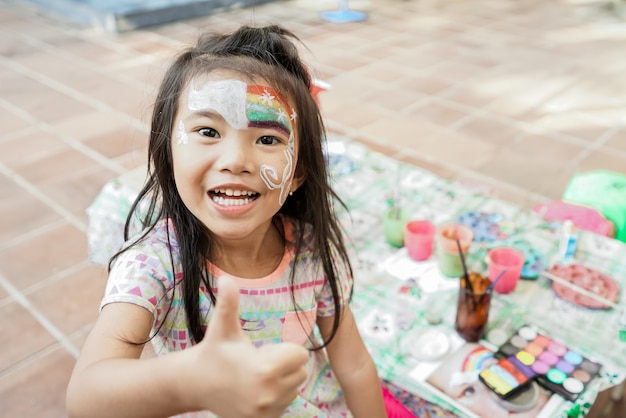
[456,237,474,294]
[475,269,507,308]
[484,269,507,296]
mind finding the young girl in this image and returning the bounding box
[66,25,387,418]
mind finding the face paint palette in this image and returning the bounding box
[491,325,602,401]
[478,356,534,399]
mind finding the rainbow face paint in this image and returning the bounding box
[185,78,297,205]
[246,84,296,205]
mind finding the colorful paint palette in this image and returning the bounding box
[479,356,534,399]
[457,211,508,243]
[493,325,602,401]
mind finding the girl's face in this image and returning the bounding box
[171,70,301,241]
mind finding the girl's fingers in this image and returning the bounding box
[208,276,245,341]
[258,342,309,377]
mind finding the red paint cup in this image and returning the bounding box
[404,220,436,261]
[487,247,525,294]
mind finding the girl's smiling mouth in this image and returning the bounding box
[208,188,259,206]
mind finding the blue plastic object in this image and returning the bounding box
[320,0,367,23]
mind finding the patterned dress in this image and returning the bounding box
[102,216,353,417]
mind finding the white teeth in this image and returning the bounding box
[212,196,252,206]
[216,188,254,196]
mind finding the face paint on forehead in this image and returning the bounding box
[186,78,297,134]
[187,79,248,129]
[245,85,296,136]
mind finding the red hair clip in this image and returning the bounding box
[310,78,331,105]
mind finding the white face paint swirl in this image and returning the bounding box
[260,143,294,205]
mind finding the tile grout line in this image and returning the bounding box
[0,340,69,379]
[21,259,96,297]
[0,27,155,93]
[7,3,178,61]
[0,162,87,233]
[0,125,40,144]
[398,147,552,204]
[0,218,68,252]
[565,125,626,169]
[0,56,149,134]
[326,119,553,206]
[0,272,80,358]
[0,99,127,176]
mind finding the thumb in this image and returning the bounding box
[208,276,245,341]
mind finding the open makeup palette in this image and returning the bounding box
[480,325,602,401]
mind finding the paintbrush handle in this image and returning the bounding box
[456,238,474,294]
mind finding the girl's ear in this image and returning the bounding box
[290,165,307,193]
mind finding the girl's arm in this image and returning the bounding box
[318,306,387,418]
[66,277,308,418]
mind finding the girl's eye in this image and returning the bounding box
[198,127,219,138]
[257,136,281,145]
[461,385,476,397]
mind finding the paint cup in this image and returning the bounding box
[404,220,436,261]
[455,272,492,342]
[383,208,408,248]
[487,247,525,294]
[435,223,474,277]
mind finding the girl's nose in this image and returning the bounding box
[215,138,253,174]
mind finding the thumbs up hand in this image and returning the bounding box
[185,276,309,418]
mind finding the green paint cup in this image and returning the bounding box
[435,223,474,277]
[383,208,408,248]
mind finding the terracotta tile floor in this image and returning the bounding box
[1,0,625,415]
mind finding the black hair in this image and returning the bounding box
[110,25,352,348]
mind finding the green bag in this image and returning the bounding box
[562,170,626,243]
